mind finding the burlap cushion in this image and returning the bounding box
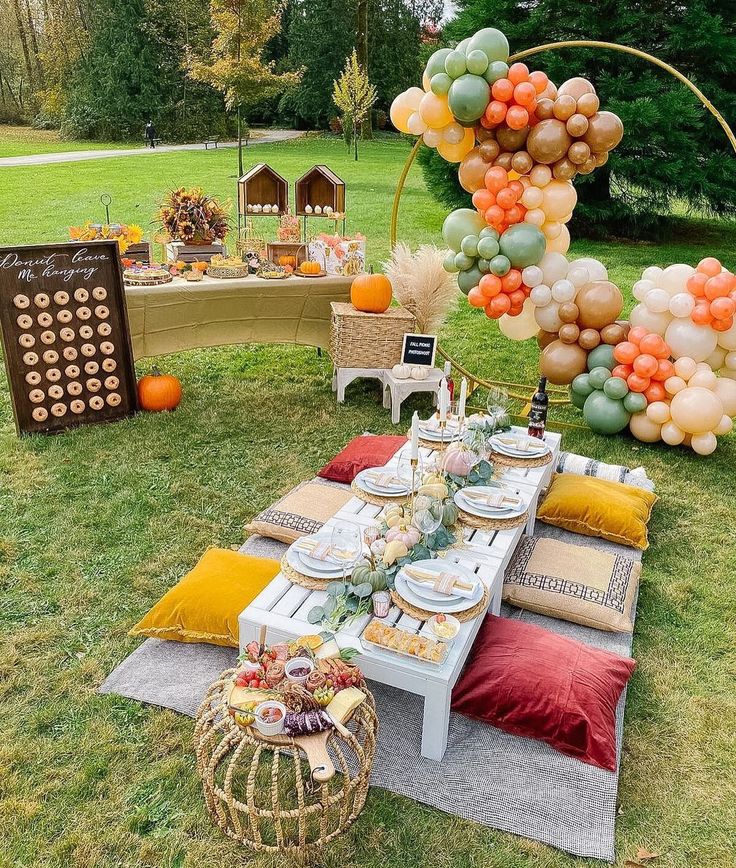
[245,479,353,544]
[503,536,641,633]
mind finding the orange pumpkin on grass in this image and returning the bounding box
[350,268,392,313]
[137,367,182,411]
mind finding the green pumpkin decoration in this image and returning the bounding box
[441,501,459,527]
[352,563,388,592]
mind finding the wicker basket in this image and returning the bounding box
[207,264,251,279]
[330,301,416,369]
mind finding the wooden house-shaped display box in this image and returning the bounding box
[295,165,345,217]
[238,164,289,216]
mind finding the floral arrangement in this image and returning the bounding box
[69,221,143,254]
[157,187,230,244]
[277,212,301,243]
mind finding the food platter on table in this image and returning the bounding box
[394,559,483,615]
[453,485,527,520]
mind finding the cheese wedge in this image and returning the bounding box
[315,639,341,660]
[326,687,366,723]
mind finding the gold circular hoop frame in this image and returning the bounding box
[389,40,736,411]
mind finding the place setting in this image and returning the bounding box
[488,431,553,468]
[390,557,490,624]
[281,523,364,589]
[352,453,421,505]
[453,483,529,529]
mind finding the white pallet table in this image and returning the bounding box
[239,425,561,761]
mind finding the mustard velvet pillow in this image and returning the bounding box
[536,474,657,550]
[130,548,280,647]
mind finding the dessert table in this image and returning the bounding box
[240,427,561,761]
[124,274,354,359]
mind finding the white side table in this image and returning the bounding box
[382,368,443,424]
[332,367,385,403]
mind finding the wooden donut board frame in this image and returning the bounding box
[0,240,138,435]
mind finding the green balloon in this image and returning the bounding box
[477,235,500,259]
[448,74,491,123]
[477,258,491,273]
[445,50,467,79]
[484,60,510,84]
[571,373,594,397]
[570,387,587,409]
[430,73,453,96]
[603,376,629,400]
[498,224,546,269]
[587,344,616,372]
[479,226,500,240]
[623,392,647,414]
[467,27,510,63]
[457,266,483,295]
[426,48,453,79]
[588,366,612,390]
[466,49,489,75]
[456,37,471,54]
[461,234,480,257]
[454,251,475,271]
[583,391,631,435]
[442,208,487,251]
[443,250,459,273]
[490,254,511,276]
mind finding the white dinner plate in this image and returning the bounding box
[490,434,549,457]
[417,426,462,443]
[454,487,527,519]
[292,531,347,572]
[395,560,483,614]
[286,541,345,580]
[355,468,411,496]
[405,576,462,604]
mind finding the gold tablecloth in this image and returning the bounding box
[125,274,354,360]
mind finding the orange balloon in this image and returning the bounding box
[468,286,488,308]
[472,188,495,211]
[485,101,507,125]
[529,71,549,94]
[502,269,523,292]
[507,63,530,85]
[687,273,708,297]
[697,256,721,277]
[712,315,734,332]
[644,382,667,403]
[627,325,648,345]
[612,363,633,380]
[479,274,502,298]
[419,91,453,128]
[485,165,509,193]
[508,180,524,196]
[691,301,713,325]
[633,354,658,378]
[485,204,505,227]
[505,204,525,224]
[710,297,735,320]
[496,187,518,209]
[514,82,537,107]
[437,127,475,163]
[492,79,514,101]
[506,105,530,130]
[488,294,511,317]
[704,274,732,300]
[638,333,666,357]
[652,359,675,381]
[627,373,651,393]
[614,341,639,365]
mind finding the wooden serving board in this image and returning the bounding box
[0,240,137,435]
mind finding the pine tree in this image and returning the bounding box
[333,49,378,159]
[421,0,736,238]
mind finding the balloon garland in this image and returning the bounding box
[390,30,736,454]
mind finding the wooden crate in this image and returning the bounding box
[295,165,345,216]
[266,242,308,269]
[330,302,415,369]
[165,241,226,264]
[238,164,288,216]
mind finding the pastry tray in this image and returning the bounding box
[360,619,450,666]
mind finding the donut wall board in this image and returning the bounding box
[0,240,137,434]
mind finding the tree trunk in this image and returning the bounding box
[10,0,35,91]
[356,0,371,140]
[25,0,45,87]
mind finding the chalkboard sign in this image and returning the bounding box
[0,240,137,435]
[401,333,437,368]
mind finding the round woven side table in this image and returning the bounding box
[194,669,378,854]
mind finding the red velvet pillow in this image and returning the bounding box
[451,614,635,771]
[318,435,407,483]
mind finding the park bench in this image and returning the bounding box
[203,136,220,149]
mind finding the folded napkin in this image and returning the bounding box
[404,567,476,599]
[365,471,406,490]
[462,489,522,509]
[295,539,344,565]
[421,415,460,433]
[495,435,543,453]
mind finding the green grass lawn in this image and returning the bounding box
[0,125,140,158]
[1,135,735,868]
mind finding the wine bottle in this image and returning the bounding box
[443,360,455,402]
[527,377,548,439]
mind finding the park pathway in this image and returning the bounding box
[0,129,304,168]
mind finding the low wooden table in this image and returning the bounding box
[239,427,561,761]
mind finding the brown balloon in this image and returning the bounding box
[565,113,589,137]
[558,302,580,323]
[615,319,631,339]
[496,125,529,151]
[479,139,500,161]
[593,151,609,167]
[511,150,533,174]
[535,98,555,120]
[583,111,624,152]
[552,157,577,180]
[578,328,602,350]
[526,119,573,165]
[552,95,577,122]
[493,151,513,170]
[576,92,600,118]
[567,141,591,165]
[575,280,624,330]
[476,125,495,143]
[600,323,626,345]
[577,157,597,175]
[540,340,589,385]
[537,329,558,349]
[559,323,581,344]
[459,147,492,192]
[557,77,596,101]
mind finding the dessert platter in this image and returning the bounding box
[206,254,250,279]
[122,264,173,286]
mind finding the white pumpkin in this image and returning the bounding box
[263,204,272,213]
[305,204,313,214]
[314,205,323,215]
[411,366,429,380]
[392,364,410,379]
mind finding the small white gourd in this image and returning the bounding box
[411,366,429,380]
[314,205,322,215]
[392,364,410,379]
[305,204,313,214]
[263,204,272,213]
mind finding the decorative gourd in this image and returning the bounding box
[392,364,410,379]
[137,366,182,412]
[443,446,476,477]
[385,526,421,548]
[411,366,429,380]
[441,501,459,527]
[382,540,409,566]
[352,563,388,591]
[350,268,392,314]
[299,261,321,275]
[418,481,449,500]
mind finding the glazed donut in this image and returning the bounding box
[23,351,39,366]
[37,312,53,327]
[86,378,102,392]
[60,328,75,342]
[32,407,49,422]
[76,306,91,320]
[57,309,73,324]
[67,381,83,396]
[100,341,115,355]
[94,305,109,319]
[92,286,107,301]
[45,368,61,382]
[65,365,80,378]
[13,294,30,309]
[19,333,35,348]
[50,402,67,417]
[62,347,78,361]
[34,293,50,309]
[97,322,112,337]
[25,371,42,386]
[28,388,45,403]
[43,350,59,364]
[81,343,96,357]
[70,399,85,414]
[106,392,122,407]
[16,314,33,329]
[79,325,93,339]
[101,358,117,373]
[89,395,104,410]
[104,376,120,390]
[47,384,64,400]
[74,288,89,303]
[84,361,99,375]
[54,290,70,305]
[40,331,56,345]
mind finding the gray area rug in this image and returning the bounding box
[100,525,641,862]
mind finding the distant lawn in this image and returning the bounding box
[0,125,139,158]
[0,135,735,867]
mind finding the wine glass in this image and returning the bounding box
[486,386,510,434]
[330,523,363,584]
[396,452,423,492]
[411,496,443,538]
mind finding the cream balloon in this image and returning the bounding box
[644,288,671,313]
[498,298,539,340]
[659,263,695,295]
[726,351,736,370]
[646,401,671,424]
[530,284,552,306]
[661,421,686,445]
[521,186,544,209]
[437,127,475,162]
[705,346,727,371]
[665,319,719,361]
[551,279,576,303]
[670,386,723,434]
[423,128,443,147]
[522,265,544,287]
[407,112,427,135]
[715,318,736,351]
[541,180,577,220]
[534,302,564,333]
[690,431,718,455]
[525,208,546,227]
[714,414,733,436]
[641,266,663,283]
[630,303,672,336]
[629,412,662,443]
[390,87,424,133]
[689,369,717,390]
[443,122,465,144]
[669,292,695,318]
[569,258,608,282]
[664,375,687,395]
[673,357,698,380]
[713,376,736,415]
[529,164,552,187]
[546,223,570,254]
[542,221,562,240]
[567,266,590,288]
[632,279,655,302]
[539,252,569,285]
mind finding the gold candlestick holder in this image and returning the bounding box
[410,456,418,513]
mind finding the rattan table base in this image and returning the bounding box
[390,581,491,623]
[490,448,554,469]
[456,505,529,530]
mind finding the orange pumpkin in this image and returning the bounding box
[137,366,182,412]
[299,261,321,275]
[350,269,392,313]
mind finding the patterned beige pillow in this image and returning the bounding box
[245,479,353,544]
[503,536,641,633]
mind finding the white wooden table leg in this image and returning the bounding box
[391,386,402,425]
[383,382,391,410]
[421,683,452,760]
[331,366,337,392]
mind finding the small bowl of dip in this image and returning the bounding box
[427,614,460,642]
[285,657,314,685]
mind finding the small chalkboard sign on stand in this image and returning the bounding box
[0,240,138,435]
[401,333,437,368]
